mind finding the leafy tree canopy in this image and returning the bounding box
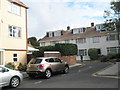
[28,37,39,47]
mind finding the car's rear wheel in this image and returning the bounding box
[10,76,20,88]
[45,69,52,79]
[63,66,69,74]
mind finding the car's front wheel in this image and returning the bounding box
[10,76,20,88]
[45,69,52,79]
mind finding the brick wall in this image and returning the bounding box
[44,51,76,65]
[60,55,76,65]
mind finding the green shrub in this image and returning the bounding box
[99,55,109,62]
[107,53,116,59]
[5,62,15,70]
[33,45,56,57]
[55,43,78,56]
[88,48,98,60]
[18,63,27,71]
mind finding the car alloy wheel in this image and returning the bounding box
[10,77,20,88]
[45,69,51,79]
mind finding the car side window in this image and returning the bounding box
[54,58,61,63]
[0,67,7,72]
[0,67,3,72]
[48,58,54,62]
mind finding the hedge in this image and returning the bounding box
[33,45,56,57]
[55,43,77,56]
[33,43,78,57]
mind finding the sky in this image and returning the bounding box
[20,0,111,39]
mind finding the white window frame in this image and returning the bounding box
[106,34,118,41]
[13,53,18,62]
[54,31,61,37]
[65,40,70,43]
[78,49,87,56]
[76,38,86,44]
[41,42,45,46]
[49,32,53,37]
[8,25,21,38]
[8,1,21,15]
[92,36,100,43]
[73,28,85,34]
[107,47,119,54]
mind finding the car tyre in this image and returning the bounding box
[10,76,20,88]
[45,69,52,79]
[63,66,69,74]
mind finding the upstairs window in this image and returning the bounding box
[65,40,70,43]
[47,31,63,37]
[40,42,45,46]
[8,1,20,15]
[92,36,100,43]
[54,31,62,37]
[50,41,57,45]
[9,25,21,38]
[76,38,86,44]
[96,24,106,32]
[106,34,118,41]
[72,28,85,34]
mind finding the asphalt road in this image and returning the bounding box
[2,61,119,89]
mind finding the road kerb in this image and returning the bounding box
[92,63,120,79]
[69,63,85,68]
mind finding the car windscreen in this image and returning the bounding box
[29,59,42,64]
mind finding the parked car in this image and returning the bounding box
[0,65,23,88]
[27,57,69,79]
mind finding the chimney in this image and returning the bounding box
[67,26,70,30]
[91,22,94,27]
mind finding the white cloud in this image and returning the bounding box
[20,0,111,39]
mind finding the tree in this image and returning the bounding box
[104,0,120,53]
[28,37,39,47]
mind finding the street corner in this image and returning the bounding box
[92,63,120,79]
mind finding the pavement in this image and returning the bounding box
[22,62,120,79]
[92,62,120,79]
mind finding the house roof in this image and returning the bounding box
[39,27,117,42]
[10,0,29,9]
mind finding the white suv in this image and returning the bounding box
[27,57,69,79]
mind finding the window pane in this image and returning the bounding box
[78,49,87,56]
[93,36,99,43]
[8,1,20,15]
[8,25,21,38]
[0,67,3,72]
[49,58,54,62]
[13,54,17,57]
[13,58,17,62]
